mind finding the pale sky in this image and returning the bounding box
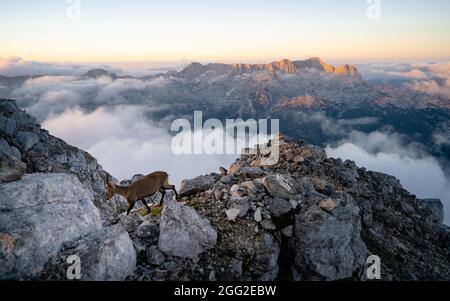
[0,0,449,63]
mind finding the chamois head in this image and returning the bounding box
[104,175,115,201]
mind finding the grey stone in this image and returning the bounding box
[263,174,298,199]
[252,233,280,281]
[254,208,263,222]
[45,224,136,281]
[226,208,241,221]
[16,131,39,152]
[240,181,259,194]
[260,220,276,231]
[0,116,16,136]
[227,196,250,218]
[240,167,265,178]
[0,173,102,280]
[147,245,165,266]
[268,197,292,217]
[179,174,217,197]
[292,194,367,281]
[159,198,217,259]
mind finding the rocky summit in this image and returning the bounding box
[0,99,449,281]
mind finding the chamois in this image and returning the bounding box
[104,171,178,215]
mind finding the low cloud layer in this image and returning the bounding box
[11,75,171,122]
[0,56,184,78]
[0,56,124,77]
[358,61,450,97]
[42,105,241,188]
[326,132,450,225]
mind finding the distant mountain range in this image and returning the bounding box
[175,57,360,79]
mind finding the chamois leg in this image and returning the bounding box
[126,198,136,215]
[159,190,166,205]
[140,199,151,213]
[172,186,178,200]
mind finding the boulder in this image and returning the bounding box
[268,197,292,217]
[0,173,102,280]
[43,224,136,281]
[179,174,217,197]
[240,167,265,178]
[16,131,39,152]
[291,193,367,280]
[263,174,299,199]
[260,220,276,231]
[158,198,217,259]
[0,116,16,136]
[252,233,280,281]
[227,196,250,218]
[226,209,241,221]
[240,181,259,194]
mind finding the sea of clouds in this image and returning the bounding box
[1,57,449,224]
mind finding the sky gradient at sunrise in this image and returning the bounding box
[0,0,449,63]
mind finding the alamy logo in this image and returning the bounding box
[366,0,382,20]
[366,255,381,280]
[66,255,81,280]
[66,0,81,20]
[171,111,280,165]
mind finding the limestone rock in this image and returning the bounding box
[292,194,367,280]
[43,224,136,281]
[263,174,298,199]
[159,199,217,259]
[0,173,102,280]
[179,174,217,197]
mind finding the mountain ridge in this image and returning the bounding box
[177,57,360,80]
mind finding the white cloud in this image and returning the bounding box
[408,78,450,97]
[42,106,241,188]
[358,61,450,97]
[0,56,122,77]
[10,75,172,121]
[387,69,428,79]
[433,121,450,146]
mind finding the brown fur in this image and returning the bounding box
[104,171,178,215]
